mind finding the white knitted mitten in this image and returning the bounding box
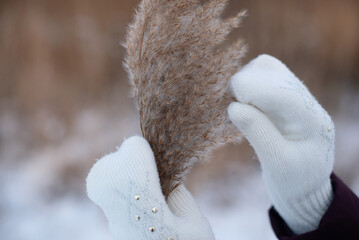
[86,136,215,240]
[228,54,335,234]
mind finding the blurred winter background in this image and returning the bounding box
[0,0,358,239]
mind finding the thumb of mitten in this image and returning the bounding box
[228,102,285,162]
[167,185,216,240]
[167,185,201,217]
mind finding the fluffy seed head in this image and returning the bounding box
[124,0,246,198]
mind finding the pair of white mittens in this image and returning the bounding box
[87,55,335,239]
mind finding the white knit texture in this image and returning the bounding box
[86,136,215,240]
[228,54,335,234]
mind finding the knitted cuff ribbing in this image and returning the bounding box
[273,179,333,234]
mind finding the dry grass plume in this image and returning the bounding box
[124,0,246,198]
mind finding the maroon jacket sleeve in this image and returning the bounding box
[269,173,359,240]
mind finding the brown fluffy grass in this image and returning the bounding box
[124,0,246,198]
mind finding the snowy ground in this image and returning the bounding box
[0,93,358,240]
[195,163,277,240]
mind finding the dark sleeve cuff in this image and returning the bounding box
[269,173,359,240]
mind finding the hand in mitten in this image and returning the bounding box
[86,136,215,240]
[228,55,335,234]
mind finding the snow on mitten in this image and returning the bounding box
[228,54,335,234]
[86,136,215,240]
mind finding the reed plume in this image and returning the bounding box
[124,0,246,198]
